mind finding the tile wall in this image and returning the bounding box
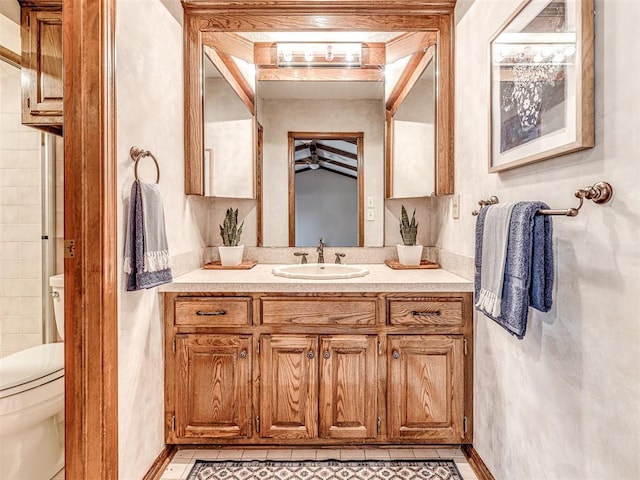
[0,61,43,357]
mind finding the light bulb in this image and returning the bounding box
[283,50,292,62]
[309,163,320,170]
[304,49,314,62]
[325,45,334,62]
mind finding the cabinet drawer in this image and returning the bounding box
[175,297,251,326]
[261,297,377,325]
[388,298,463,327]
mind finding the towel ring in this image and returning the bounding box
[130,146,160,184]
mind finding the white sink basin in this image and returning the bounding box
[272,263,369,280]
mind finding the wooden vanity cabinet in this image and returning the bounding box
[174,334,252,440]
[387,335,465,441]
[18,1,63,135]
[164,292,472,445]
[259,334,378,440]
[319,335,378,440]
[259,335,318,439]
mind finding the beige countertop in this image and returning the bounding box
[160,264,473,293]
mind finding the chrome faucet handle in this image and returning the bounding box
[317,237,325,263]
[334,253,345,264]
[294,252,309,264]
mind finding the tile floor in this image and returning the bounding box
[160,447,479,480]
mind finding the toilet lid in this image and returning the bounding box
[0,343,64,399]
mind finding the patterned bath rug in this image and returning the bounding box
[186,459,464,480]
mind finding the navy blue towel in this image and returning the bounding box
[475,201,554,339]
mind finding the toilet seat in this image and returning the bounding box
[0,343,64,399]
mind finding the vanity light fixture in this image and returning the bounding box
[276,42,362,67]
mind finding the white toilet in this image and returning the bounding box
[0,274,65,480]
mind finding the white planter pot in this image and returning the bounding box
[396,244,423,266]
[218,245,244,266]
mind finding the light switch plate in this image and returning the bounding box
[367,196,374,208]
[452,194,460,219]
[366,208,375,221]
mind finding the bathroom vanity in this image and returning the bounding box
[162,265,473,446]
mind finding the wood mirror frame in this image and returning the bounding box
[183,1,455,199]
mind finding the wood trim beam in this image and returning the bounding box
[185,13,204,195]
[356,135,364,246]
[257,67,383,82]
[202,31,253,63]
[256,122,263,246]
[142,445,177,480]
[183,1,456,15]
[62,0,118,478]
[386,45,435,115]
[385,31,437,64]
[295,156,358,173]
[435,13,454,194]
[385,111,393,198]
[288,133,295,246]
[196,14,442,32]
[315,142,358,161]
[204,46,255,114]
[461,445,496,480]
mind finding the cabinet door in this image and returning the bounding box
[388,335,464,442]
[260,335,318,439]
[175,334,251,439]
[319,335,378,439]
[21,7,63,130]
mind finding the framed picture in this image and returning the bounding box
[489,0,594,172]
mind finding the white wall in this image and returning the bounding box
[261,98,384,246]
[115,1,207,478]
[438,0,640,478]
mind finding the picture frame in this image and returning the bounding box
[489,0,594,172]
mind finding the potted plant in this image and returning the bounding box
[397,205,423,266]
[218,207,244,266]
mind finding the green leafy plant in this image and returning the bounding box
[399,205,418,246]
[219,208,244,246]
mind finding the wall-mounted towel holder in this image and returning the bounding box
[472,181,613,217]
[130,146,160,183]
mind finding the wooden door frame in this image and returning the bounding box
[287,132,365,247]
[63,0,118,478]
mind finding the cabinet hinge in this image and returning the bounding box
[255,415,260,433]
[378,339,382,356]
[27,98,30,109]
[26,14,30,29]
[463,416,468,434]
[377,416,381,433]
[172,415,176,431]
[463,338,468,356]
[257,338,260,355]
[172,338,176,354]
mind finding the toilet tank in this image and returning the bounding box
[49,274,64,340]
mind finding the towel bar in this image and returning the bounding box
[130,146,160,183]
[472,181,613,217]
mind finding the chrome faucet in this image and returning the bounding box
[317,237,325,263]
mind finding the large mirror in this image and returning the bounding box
[386,47,437,198]
[202,45,256,198]
[183,6,455,247]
